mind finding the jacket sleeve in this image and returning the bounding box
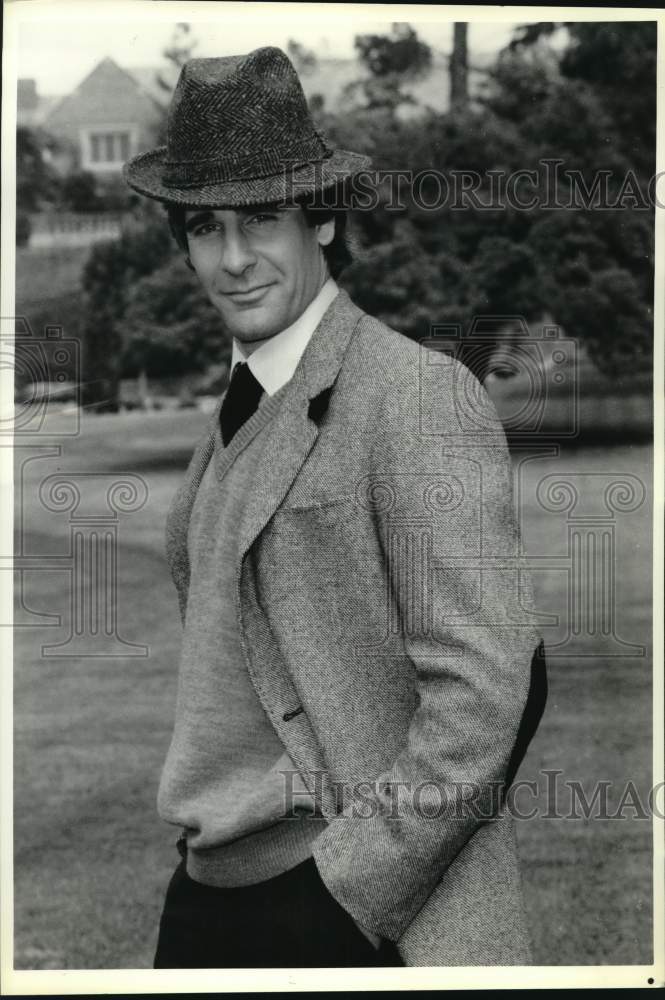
[312,346,542,941]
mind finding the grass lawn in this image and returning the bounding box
[12,410,654,969]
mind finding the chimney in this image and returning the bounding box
[18,78,38,112]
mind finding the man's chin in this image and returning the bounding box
[218,306,279,343]
[226,323,281,343]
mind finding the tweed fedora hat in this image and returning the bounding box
[124,46,372,206]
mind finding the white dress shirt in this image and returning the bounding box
[230,278,339,395]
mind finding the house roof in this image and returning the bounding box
[44,56,163,131]
[126,64,179,106]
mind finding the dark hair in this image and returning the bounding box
[166,191,353,279]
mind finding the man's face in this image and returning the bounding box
[185,205,335,343]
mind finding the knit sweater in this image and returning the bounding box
[157,387,326,886]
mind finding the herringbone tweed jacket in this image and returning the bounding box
[165,289,545,967]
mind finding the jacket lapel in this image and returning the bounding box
[236,289,363,561]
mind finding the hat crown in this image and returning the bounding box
[165,47,323,179]
[123,45,372,205]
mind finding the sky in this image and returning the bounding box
[14,10,536,97]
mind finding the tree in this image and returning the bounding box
[509,21,656,176]
[355,23,431,78]
[16,126,61,212]
[346,23,432,112]
[61,170,99,212]
[287,39,317,76]
[79,204,230,408]
[122,258,229,378]
[449,23,468,113]
[560,22,656,178]
[16,126,63,246]
[79,206,174,410]
[490,22,656,371]
[329,20,655,378]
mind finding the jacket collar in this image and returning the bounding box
[297,286,363,402]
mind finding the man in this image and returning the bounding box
[124,46,546,970]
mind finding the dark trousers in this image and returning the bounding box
[154,857,404,968]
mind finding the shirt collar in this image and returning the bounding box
[230,278,339,396]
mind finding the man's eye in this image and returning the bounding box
[191,223,220,237]
[247,213,277,226]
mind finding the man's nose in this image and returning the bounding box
[221,232,257,276]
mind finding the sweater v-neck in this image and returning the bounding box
[212,379,292,483]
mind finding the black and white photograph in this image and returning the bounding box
[1,1,663,991]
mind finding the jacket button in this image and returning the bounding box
[283,705,304,722]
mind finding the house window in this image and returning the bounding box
[88,130,131,165]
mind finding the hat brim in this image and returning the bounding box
[123,147,372,207]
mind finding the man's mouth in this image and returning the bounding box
[222,284,274,303]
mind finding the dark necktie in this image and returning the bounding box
[219,361,264,446]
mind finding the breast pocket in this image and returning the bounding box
[256,496,388,654]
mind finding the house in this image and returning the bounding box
[33,57,165,179]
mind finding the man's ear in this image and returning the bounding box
[316,217,335,248]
